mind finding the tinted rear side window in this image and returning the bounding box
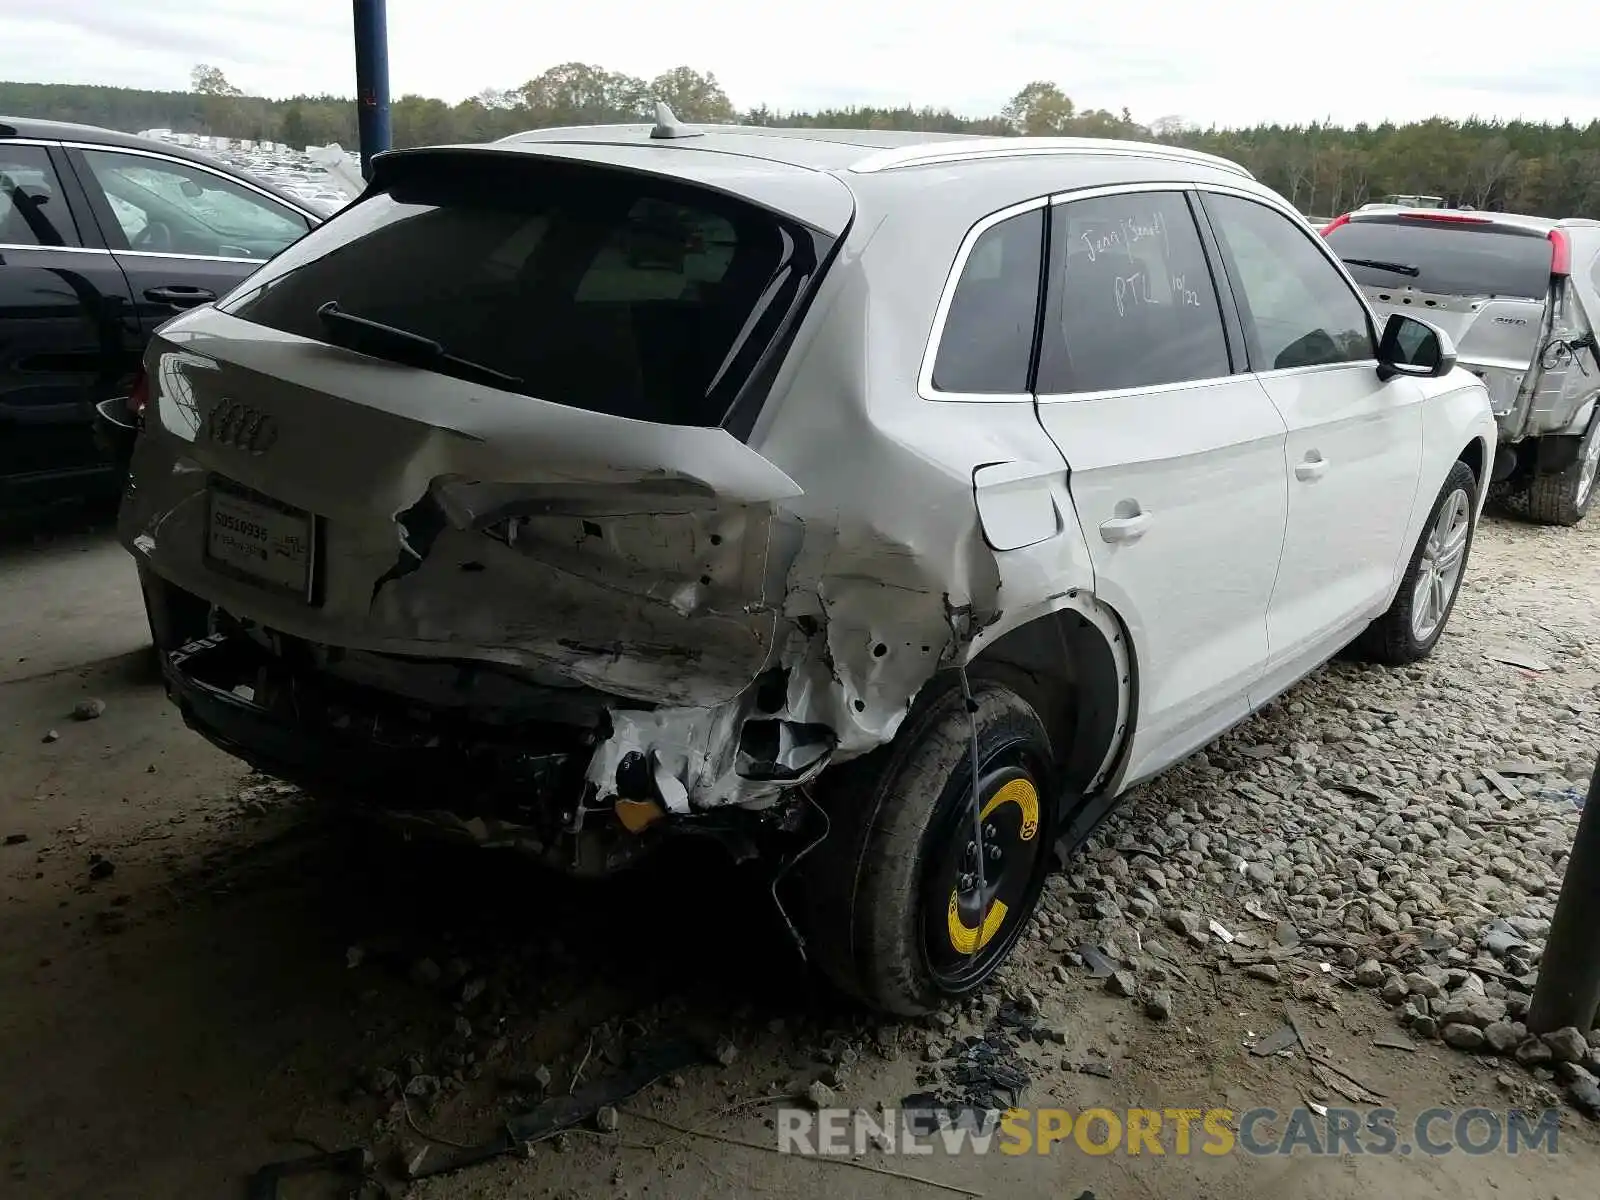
[1326,218,1553,299]
[1038,191,1232,393]
[221,155,831,426]
[930,209,1044,394]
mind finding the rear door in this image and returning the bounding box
[1031,186,1289,786]
[0,140,137,492]
[1204,191,1426,687]
[64,145,312,342]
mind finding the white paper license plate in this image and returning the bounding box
[205,481,314,598]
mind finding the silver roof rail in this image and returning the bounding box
[848,137,1254,180]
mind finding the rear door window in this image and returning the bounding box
[1326,217,1553,300]
[222,156,830,427]
[1037,191,1232,394]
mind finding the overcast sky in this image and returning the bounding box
[5,0,1600,129]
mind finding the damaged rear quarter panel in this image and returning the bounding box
[743,182,1101,767]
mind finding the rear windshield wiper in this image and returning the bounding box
[316,301,522,388]
[1340,257,1421,277]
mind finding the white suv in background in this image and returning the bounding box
[116,116,1495,1013]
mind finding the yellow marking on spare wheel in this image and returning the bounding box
[948,891,1009,955]
[614,798,665,833]
[979,777,1040,842]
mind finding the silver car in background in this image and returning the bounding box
[1323,208,1600,524]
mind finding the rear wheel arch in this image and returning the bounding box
[963,598,1133,801]
[791,597,1135,1012]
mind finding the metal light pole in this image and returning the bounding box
[1526,751,1600,1035]
[352,0,391,180]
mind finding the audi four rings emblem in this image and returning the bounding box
[205,399,279,454]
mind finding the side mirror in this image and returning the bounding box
[180,179,204,199]
[1377,312,1457,380]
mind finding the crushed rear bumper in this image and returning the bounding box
[158,625,588,821]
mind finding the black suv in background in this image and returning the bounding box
[0,118,322,511]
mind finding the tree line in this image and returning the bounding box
[5,64,1600,218]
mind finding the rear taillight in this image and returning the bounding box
[1320,214,1351,236]
[127,366,149,419]
[1549,228,1571,275]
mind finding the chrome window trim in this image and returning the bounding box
[116,249,267,265]
[917,195,1047,404]
[1253,359,1380,381]
[0,242,110,256]
[0,241,264,264]
[1036,373,1248,406]
[1046,178,1210,206]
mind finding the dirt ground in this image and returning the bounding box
[2,503,1598,1200]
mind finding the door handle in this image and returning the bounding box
[1295,453,1328,482]
[144,285,216,308]
[1099,511,1152,544]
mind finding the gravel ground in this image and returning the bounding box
[4,505,1600,1198]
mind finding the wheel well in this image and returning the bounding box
[1458,436,1487,493]
[967,607,1128,796]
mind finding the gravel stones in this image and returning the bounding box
[1143,990,1174,1021]
[1483,1022,1523,1054]
[1543,1027,1590,1064]
[1435,994,1507,1029]
[1105,970,1137,998]
[805,1080,837,1109]
[1516,1038,1554,1067]
[1404,972,1442,999]
[1353,959,1386,987]
[1570,1073,1600,1118]
[1165,911,1208,947]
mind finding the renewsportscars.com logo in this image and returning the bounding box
[778,1105,1563,1157]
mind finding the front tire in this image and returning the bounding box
[797,677,1057,1015]
[1352,459,1478,665]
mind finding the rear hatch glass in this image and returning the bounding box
[1326,218,1553,299]
[219,153,832,427]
